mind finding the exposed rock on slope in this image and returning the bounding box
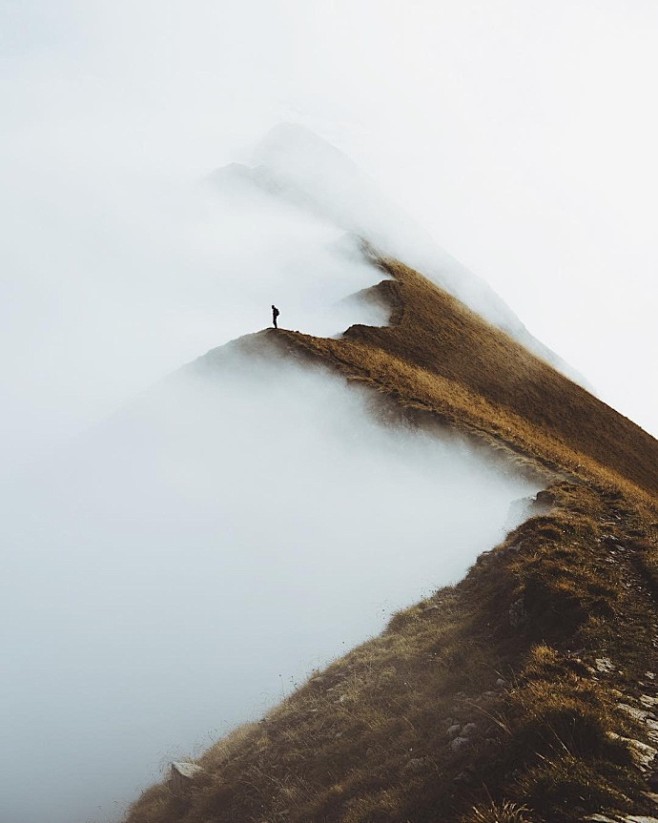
[125,257,657,823]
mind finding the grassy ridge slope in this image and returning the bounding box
[125,259,658,823]
[274,260,657,497]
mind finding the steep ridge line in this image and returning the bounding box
[267,259,657,499]
[125,258,658,823]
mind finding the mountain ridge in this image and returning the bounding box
[125,255,658,823]
[210,123,588,386]
[219,257,656,497]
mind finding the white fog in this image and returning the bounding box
[1,133,546,821]
[2,348,541,823]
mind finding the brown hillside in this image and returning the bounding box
[125,257,658,823]
[272,259,657,497]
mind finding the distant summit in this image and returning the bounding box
[210,123,585,384]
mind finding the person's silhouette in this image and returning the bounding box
[271,305,280,329]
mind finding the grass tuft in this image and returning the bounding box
[463,800,534,823]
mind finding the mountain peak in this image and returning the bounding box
[254,121,361,176]
[211,123,587,386]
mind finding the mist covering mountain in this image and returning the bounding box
[119,131,658,823]
[4,347,542,823]
[2,2,658,821]
[2,129,549,823]
[1,125,655,823]
[212,124,588,386]
[3,124,657,823]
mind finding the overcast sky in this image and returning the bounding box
[1,0,656,449]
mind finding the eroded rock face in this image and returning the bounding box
[606,732,657,770]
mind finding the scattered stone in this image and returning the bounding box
[595,657,615,674]
[171,761,203,779]
[646,672,657,681]
[462,723,478,737]
[447,724,462,739]
[404,757,430,774]
[169,762,204,796]
[618,702,649,723]
[535,490,556,507]
[586,816,618,822]
[450,736,470,753]
[495,678,508,689]
[640,718,658,745]
[608,732,658,770]
[617,698,658,744]
[622,817,658,822]
[509,598,526,628]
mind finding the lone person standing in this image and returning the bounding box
[271,304,280,329]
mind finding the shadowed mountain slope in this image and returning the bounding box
[125,257,658,823]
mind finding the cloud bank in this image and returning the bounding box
[2,349,541,823]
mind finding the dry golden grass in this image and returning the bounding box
[124,257,658,823]
[272,259,657,498]
[462,800,534,823]
[125,483,658,822]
